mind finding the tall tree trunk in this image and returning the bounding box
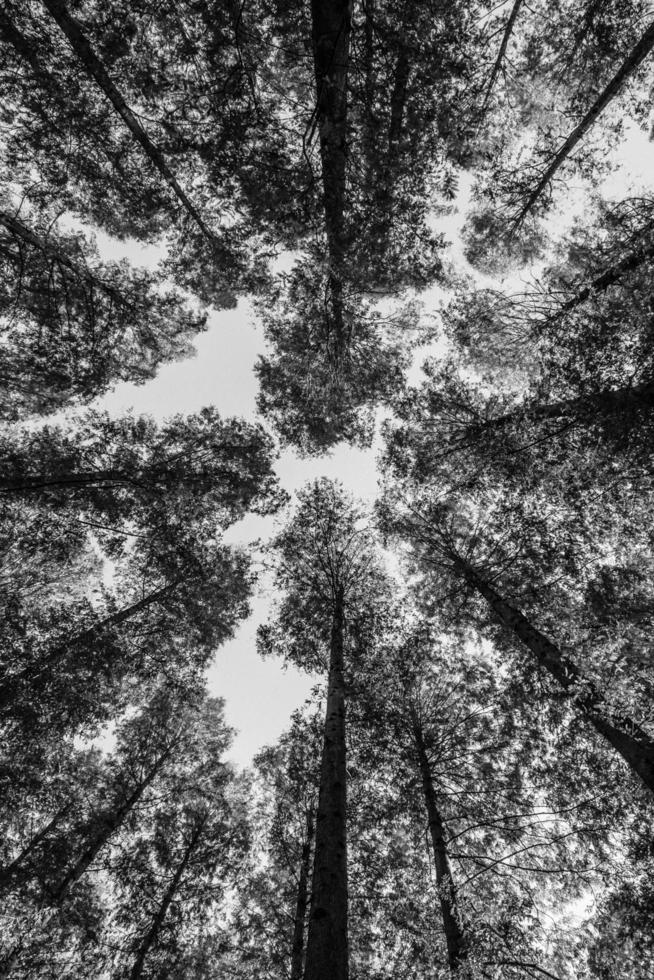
[290,809,315,980]
[0,468,134,494]
[309,0,352,353]
[458,561,654,794]
[53,745,176,902]
[0,805,71,892]
[0,210,128,307]
[481,0,524,115]
[304,588,348,980]
[39,0,217,246]
[546,233,654,321]
[412,715,468,973]
[129,815,207,980]
[515,19,654,223]
[0,580,181,710]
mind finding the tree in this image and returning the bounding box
[260,479,391,980]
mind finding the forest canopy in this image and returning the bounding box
[2,0,654,978]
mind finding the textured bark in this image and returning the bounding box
[53,745,175,902]
[39,0,216,245]
[481,0,524,114]
[460,563,654,794]
[412,716,468,973]
[290,809,315,980]
[304,589,348,980]
[310,0,352,352]
[129,815,207,980]
[515,19,654,223]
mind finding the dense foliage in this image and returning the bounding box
[2,0,654,977]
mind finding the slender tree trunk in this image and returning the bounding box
[515,19,654,223]
[458,561,654,794]
[481,0,524,115]
[304,588,348,980]
[0,210,127,306]
[290,809,315,980]
[310,0,352,353]
[0,580,181,710]
[53,745,175,902]
[129,815,206,980]
[0,468,132,494]
[39,0,216,245]
[547,234,654,320]
[0,805,71,891]
[412,717,468,973]
[477,379,654,434]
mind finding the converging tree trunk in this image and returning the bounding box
[52,744,176,902]
[457,561,654,794]
[481,0,524,115]
[290,809,315,980]
[514,19,654,223]
[304,587,349,980]
[309,0,352,351]
[412,715,468,974]
[39,0,217,245]
[128,814,207,980]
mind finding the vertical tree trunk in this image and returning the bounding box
[52,744,176,902]
[39,0,216,245]
[290,809,315,980]
[459,562,654,794]
[304,588,348,980]
[480,0,524,115]
[309,0,352,353]
[515,19,654,223]
[129,815,207,980]
[412,716,468,973]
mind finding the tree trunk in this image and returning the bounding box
[0,210,127,307]
[0,805,71,892]
[129,815,207,980]
[547,234,654,320]
[290,809,315,980]
[481,0,524,115]
[53,745,175,902]
[309,0,352,353]
[39,0,216,246]
[515,19,654,223]
[304,588,348,980]
[0,468,133,494]
[412,716,468,973]
[0,580,181,711]
[459,561,654,794]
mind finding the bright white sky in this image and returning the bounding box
[91,120,654,767]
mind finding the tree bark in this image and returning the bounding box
[309,0,352,353]
[459,561,654,794]
[290,809,315,980]
[128,814,207,980]
[481,0,524,115]
[39,0,217,245]
[53,745,175,903]
[412,715,468,973]
[304,588,348,980]
[515,19,654,223]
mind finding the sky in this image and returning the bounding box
[90,121,654,767]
